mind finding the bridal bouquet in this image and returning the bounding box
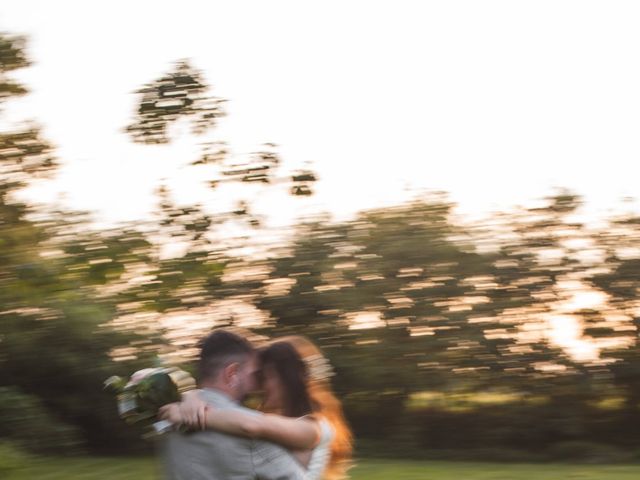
[104,366,196,437]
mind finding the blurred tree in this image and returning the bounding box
[249,198,505,438]
[126,60,225,145]
[125,61,317,230]
[588,211,640,438]
[246,193,634,453]
[0,33,157,453]
[0,386,82,454]
[113,60,320,358]
[255,196,565,386]
[0,35,29,101]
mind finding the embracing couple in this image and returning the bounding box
[159,330,353,480]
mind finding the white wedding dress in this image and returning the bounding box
[303,418,334,480]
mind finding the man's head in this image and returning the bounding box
[198,330,257,400]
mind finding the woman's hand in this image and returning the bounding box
[158,392,209,430]
[158,402,184,425]
[179,391,208,430]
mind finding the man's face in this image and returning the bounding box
[236,354,259,399]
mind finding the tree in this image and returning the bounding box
[0,33,156,453]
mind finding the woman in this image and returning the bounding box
[160,336,353,480]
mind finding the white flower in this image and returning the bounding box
[126,368,160,388]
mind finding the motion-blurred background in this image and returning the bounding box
[2,1,640,478]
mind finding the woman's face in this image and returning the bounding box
[260,363,286,412]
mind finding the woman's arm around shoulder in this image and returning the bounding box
[159,394,321,451]
[247,413,321,450]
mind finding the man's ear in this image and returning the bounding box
[223,362,240,386]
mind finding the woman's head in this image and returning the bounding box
[258,341,312,418]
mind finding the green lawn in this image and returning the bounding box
[7,457,640,479]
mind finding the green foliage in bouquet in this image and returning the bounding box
[104,367,195,436]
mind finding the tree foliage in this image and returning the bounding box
[3,32,640,460]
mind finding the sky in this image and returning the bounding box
[2,0,640,228]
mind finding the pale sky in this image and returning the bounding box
[2,0,640,227]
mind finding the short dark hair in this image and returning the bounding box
[198,330,254,381]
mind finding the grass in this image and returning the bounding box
[7,456,640,480]
[353,459,640,479]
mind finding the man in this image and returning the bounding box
[161,330,306,480]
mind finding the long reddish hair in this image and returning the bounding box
[273,335,353,480]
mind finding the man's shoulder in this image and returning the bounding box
[198,389,261,417]
[197,388,236,407]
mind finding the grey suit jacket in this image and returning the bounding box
[161,389,306,480]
